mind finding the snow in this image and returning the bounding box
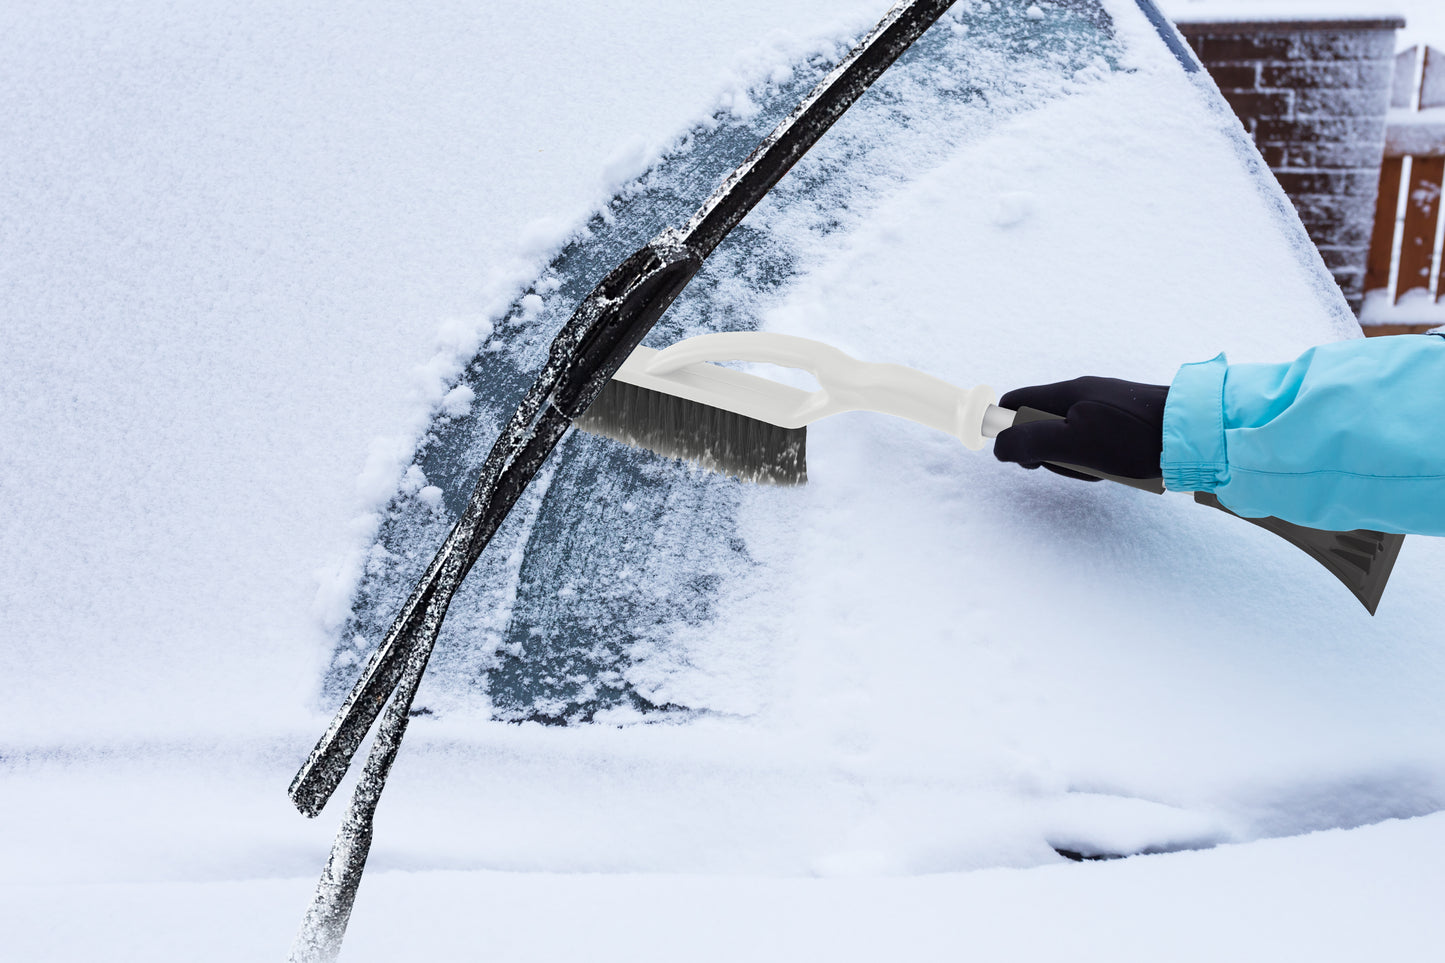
[4,804,1445,960]
[3,0,1444,959]
[1362,288,1445,323]
[0,0,887,741]
[1391,106,1445,126]
[438,386,475,418]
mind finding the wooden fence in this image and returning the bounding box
[1365,45,1445,329]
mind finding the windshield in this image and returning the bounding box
[331,0,1359,729]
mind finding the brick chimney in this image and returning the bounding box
[1174,17,1404,315]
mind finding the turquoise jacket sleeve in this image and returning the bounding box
[1161,333,1445,535]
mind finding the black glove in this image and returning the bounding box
[993,377,1168,482]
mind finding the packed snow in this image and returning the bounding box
[3,1,1444,960]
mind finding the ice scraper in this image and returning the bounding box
[575,331,1403,615]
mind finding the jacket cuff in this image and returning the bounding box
[1161,353,1229,493]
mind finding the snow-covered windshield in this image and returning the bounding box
[342,0,1144,724]
[339,0,1362,733]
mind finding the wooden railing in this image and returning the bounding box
[1364,45,1445,331]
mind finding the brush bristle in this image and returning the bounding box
[574,379,807,485]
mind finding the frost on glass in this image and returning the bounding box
[326,0,1125,723]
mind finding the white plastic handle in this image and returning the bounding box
[648,332,857,376]
[637,332,997,449]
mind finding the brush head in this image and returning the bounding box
[574,378,807,485]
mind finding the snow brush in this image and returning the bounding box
[575,331,1403,615]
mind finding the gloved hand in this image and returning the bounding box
[993,377,1168,482]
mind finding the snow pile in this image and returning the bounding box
[1361,287,1445,324]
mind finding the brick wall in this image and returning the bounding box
[1175,19,1403,315]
